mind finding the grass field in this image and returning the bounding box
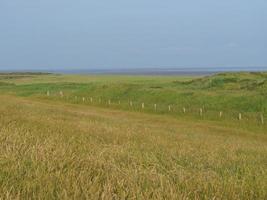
[0,72,266,199]
[1,72,266,131]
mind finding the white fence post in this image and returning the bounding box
[59,91,64,98]
[261,114,264,125]
[239,113,242,121]
[142,103,145,109]
[199,108,203,117]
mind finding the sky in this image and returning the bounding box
[0,0,266,70]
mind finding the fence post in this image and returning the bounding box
[199,108,203,117]
[130,101,133,107]
[168,105,171,112]
[183,107,186,113]
[154,104,157,111]
[108,100,111,105]
[59,91,64,98]
[90,97,93,103]
[219,111,223,118]
[82,97,85,102]
[47,91,50,97]
[238,113,242,121]
[260,114,264,125]
[142,103,145,109]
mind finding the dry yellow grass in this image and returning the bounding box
[0,95,266,199]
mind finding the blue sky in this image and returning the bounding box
[0,0,266,70]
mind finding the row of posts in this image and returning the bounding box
[47,91,265,125]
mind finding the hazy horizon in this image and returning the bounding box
[1,1,266,70]
[1,66,267,76]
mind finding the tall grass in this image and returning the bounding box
[0,72,267,199]
[0,95,266,199]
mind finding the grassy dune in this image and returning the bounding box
[0,73,266,199]
[1,73,267,114]
[0,72,266,130]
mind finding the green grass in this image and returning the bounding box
[0,72,266,127]
[0,72,266,199]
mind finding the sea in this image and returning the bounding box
[1,67,267,76]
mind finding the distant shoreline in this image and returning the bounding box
[0,67,266,76]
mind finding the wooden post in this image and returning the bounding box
[47,91,50,97]
[238,113,242,121]
[82,97,85,102]
[154,104,157,111]
[130,101,133,107]
[219,111,223,118]
[59,91,63,98]
[90,97,93,103]
[260,114,264,125]
[168,105,171,112]
[108,100,111,105]
[183,107,186,113]
[142,103,145,109]
[199,108,203,117]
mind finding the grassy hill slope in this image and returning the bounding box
[0,72,266,129]
[0,95,266,199]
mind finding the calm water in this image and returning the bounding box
[52,67,267,75]
[1,67,267,76]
